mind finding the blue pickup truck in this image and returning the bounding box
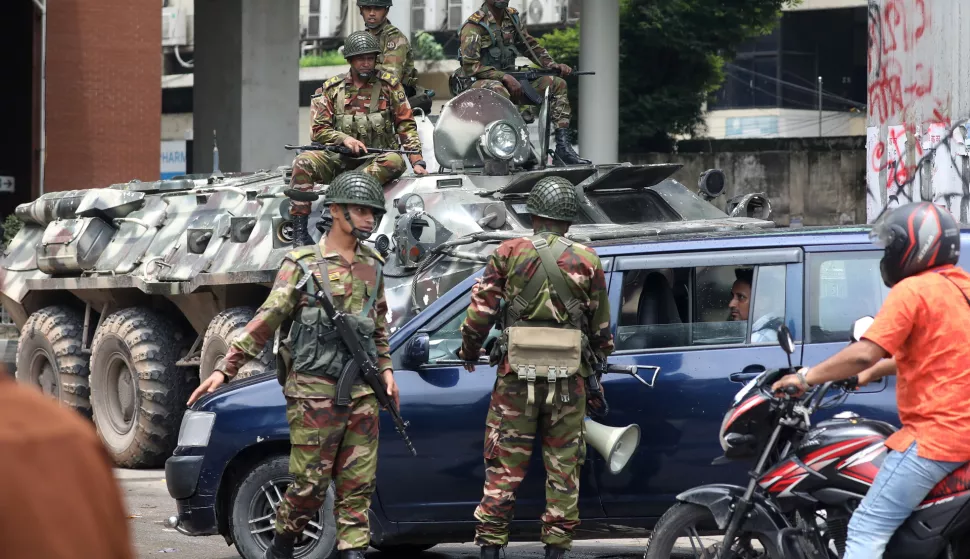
[164,224,970,558]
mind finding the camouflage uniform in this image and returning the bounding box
[368,20,417,93]
[457,5,569,129]
[460,180,614,552]
[217,238,390,552]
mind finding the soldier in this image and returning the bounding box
[456,0,590,166]
[188,171,399,559]
[356,0,434,113]
[457,176,614,559]
[287,30,428,246]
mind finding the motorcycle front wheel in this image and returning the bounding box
[644,503,782,559]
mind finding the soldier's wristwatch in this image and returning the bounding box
[413,160,426,168]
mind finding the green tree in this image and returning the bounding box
[539,0,796,152]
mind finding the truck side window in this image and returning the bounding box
[615,264,786,351]
[808,251,889,343]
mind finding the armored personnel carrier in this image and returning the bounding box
[0,88,774,467]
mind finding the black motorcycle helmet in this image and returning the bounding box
[869,202,961,287]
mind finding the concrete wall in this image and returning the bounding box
[625,137,867,226]
[866,0,970,222]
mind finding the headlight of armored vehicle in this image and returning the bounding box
[480,120,519,160]
[177,411,216,447]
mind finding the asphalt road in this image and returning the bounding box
[119,469,657,559]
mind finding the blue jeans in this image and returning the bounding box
[843,441,965,559]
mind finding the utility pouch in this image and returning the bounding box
[506,326,582,377]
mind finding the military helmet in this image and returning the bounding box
[526,177,579,222]
[343,31,381,59]
[325,171,386,214]
[357,0,392,6]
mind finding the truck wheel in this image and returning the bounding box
[15,305,91,418]
[89,307,191,468]
[644,503,780,559]
[230,455,337,559]
[199,306,275,383]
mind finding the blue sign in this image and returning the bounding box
[725,116,779,137]
[161,141,187,179]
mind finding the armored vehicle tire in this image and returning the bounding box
[230,455,338,559]
[200,307,274,383]
[15,305,92,418]
[89,307,192,468]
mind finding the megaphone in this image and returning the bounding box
[584,417,640,474]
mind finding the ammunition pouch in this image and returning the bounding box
[287,306,378,381]
[335,80,396,150]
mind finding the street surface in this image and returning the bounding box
[119,469,705,558]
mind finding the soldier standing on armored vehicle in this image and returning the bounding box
[188,171,400,559]
[457,177,614,559]
[454,0,591,166]
[287,31,428,246]
[356,0,434,114]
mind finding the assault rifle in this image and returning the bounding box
[302,269,418,457]
[504,67,596,105]
[284,142,421,156]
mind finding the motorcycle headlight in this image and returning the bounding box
[480,120,519,161]
[177,411,216,447]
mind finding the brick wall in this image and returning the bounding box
[45,0,160,192]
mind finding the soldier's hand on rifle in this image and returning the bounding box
[342,136,368,156]
[501,74,523,103]
[554,63,573,77]
[188,371,226,405]
[381,369,400,409]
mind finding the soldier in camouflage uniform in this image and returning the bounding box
[457,177,614,559]
[189,171,399,559]
[456,0,590,166]
[287,30,428,245]
[356,0,434,113]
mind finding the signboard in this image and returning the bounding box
[161,140,187,180]
[0,176,13,193]
[725,116,779,138]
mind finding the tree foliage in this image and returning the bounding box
[413,31,446,61]
[540,0,797,152]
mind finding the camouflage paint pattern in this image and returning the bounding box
[276,392,380,550]
[474,372,587,549]
[216,239,391,399]
[460,231,614,377]
[370,20,416,89]
[458,5,555,80]
[469,75,572,129]
[289,73,423,216]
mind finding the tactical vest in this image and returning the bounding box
[499,234,589,412]
[334,80,397,150]
[466,10,520,72]
[284,252,382,380]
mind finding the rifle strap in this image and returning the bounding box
[368,80,382,114]
[335,85,346,117]
[508,10,545,70]
[306,241,380,318]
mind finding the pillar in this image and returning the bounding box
[388,0,412,42]
[578,0,619,164]
[193,0,299,174]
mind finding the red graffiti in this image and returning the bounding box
[868,0,933,125]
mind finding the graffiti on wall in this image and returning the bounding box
[865,0,970,222]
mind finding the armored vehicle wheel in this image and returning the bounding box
[89,307,192,468]
[15,305,92,418]
[200,307,275,383]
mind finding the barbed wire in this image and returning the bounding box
[875,117,970,222]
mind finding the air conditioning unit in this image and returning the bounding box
[162,6,188,47]
[413,0,448,32]
[523,0,565,25]
[302,0,346,39]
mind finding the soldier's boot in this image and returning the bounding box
[553,128,591,166]
[262,531,296,559]
[339,549,367,559]
[480,544,502,559]
[289,214,313,247]
[544,544,567,559]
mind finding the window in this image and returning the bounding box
[615,264,787,351]
[808,251,890,343]
[426,308,501,365]
[591,191,677,224]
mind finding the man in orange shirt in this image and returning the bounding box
[773,202,970,559]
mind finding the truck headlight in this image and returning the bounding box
[177,411,216,447]
[480,120,519,160]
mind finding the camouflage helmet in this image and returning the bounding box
[357,0,392,6]
[343,31,381,59]
[526,177,579,222]
[325,171,386,214]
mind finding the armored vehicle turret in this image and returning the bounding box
[0,88,774,467]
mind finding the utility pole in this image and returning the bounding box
[818,76,823,137]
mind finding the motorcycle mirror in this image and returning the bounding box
[851,316,875,342]
[777,325,795,355]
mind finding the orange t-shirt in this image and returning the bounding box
[862,264,970,462]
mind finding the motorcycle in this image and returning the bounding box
[643,317,970,559]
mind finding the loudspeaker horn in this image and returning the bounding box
[584,417,641,474]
